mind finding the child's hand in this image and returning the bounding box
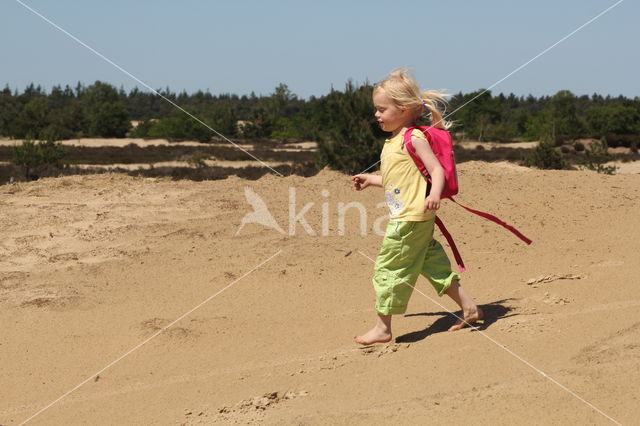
[424,194,441,211]
[352,174,370,191]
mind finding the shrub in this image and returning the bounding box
[523,141,567,170]
[581,138,617,174]
[574,141,585,152]
[12,139,65,180]
[146,110,211,142]
[186,152,207,168]
[130,118,155,138]
[603,133,640,149]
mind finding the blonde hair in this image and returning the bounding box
[374,68,452,130]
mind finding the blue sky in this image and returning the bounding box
[1,0,638,98]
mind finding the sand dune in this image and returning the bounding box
[1,162,639,424]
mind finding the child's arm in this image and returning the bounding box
[351,173,382,191]
[411,136,444,210]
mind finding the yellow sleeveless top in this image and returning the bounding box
[380,129,434,222]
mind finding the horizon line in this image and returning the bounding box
[2,81,638,101]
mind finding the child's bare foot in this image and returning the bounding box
[448,306,484,332]
[354,327,392,345]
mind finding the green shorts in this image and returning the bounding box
[373,220,461,315]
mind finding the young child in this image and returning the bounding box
[353,68,483,345]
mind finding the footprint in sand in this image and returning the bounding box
[542,292,571,305]
[316,354,349,371]
[14,285,81,309]
[572,321,640,365]
[138,317,194,340]
[499,317,548,334]
[21,297,58,308]
[19,293,81,309]
[360,343,410,357]
[48,252,79,263]
[212,390,309,422]
[590,260,624,268]
[182,390,310,424]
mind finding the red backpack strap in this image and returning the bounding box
[449,196,533,245]
[435,216,465,273]
[403,127,430,179]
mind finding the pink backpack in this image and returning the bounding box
[403,126,532,272]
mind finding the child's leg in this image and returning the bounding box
[421,238,483,331]
[354,313,392,345]
[355,222,429,345]
[444,279,483,331]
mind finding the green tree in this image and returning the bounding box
[316,82,384,173]
[49,100,86,139]
[244,83,304,139]
[268,84,295,120]
[270,117,301,139]
[87,102,130,137]
[451,90,501,141]
[525,109,554,142]
[83,81,131,137]
[0,88,18,137]
[288,97,324,141]
[550,90,583,136]
[525,91,584,144]
[203,104,237,138]
[584,106,640,135]
[489,119,521,142]
[12,97,51,139]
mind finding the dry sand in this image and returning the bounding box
[606,161,640,174]
[1,162,639,425]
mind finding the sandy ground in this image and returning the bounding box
[1,162,639,425]
[606,161,640,174]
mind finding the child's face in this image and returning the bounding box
[373,88,412,135]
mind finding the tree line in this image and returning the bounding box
[1,80,638,148]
